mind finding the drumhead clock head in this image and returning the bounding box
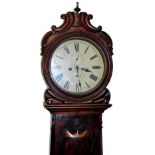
[41,7,113,102]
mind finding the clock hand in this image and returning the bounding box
[79,80,81,89]
[76,65,79,73]
[76,66,81,90]
[74,55,79,64]
[79,67,92,72]
[76,55,79,61]
[84,68,92,72]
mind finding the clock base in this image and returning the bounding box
[49,111,107,155]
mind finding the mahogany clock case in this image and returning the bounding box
[41,10,113,104]
[40,4,113,155]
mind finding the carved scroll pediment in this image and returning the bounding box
[41,8,113,56]
[51,12,102,33]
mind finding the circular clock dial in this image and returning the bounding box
[50,38,105,95]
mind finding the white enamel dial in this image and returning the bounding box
[50,38,105,95]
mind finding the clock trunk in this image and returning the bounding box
[50,112,103,155]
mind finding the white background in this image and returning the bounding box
[0,0,155,155]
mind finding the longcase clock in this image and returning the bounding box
[40,3,113,155]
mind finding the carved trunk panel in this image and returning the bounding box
[50,112,103,155]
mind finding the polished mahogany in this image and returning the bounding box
[41,3,113,155]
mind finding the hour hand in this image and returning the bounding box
[81,68,92,72]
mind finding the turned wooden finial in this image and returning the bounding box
[74,2,81,13]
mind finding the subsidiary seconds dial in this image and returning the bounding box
[50,38,105,95]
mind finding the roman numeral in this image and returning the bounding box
[85,82,90,88]
[64,46,70,54]
[90,74,98,81]
[56,55,63,59]
[84,46,89,54]
[54,73,63,82]
[90,54,97,60]
[69,68,72,71]
[53,66,61,69]
[92,66,101,69]
[64,81,70,90]
[74,42,79,52]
